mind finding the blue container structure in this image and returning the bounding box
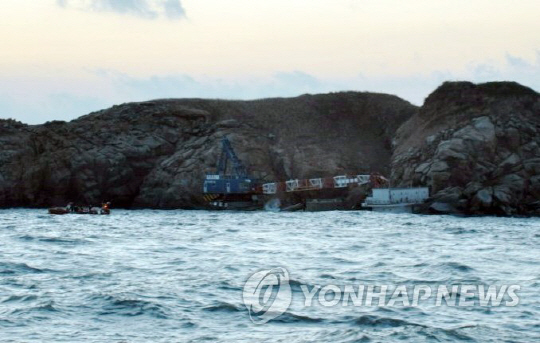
[203,137,258,195]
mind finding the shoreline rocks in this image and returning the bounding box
[391,81,540,216]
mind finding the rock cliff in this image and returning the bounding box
[0,92,416,208]
[391,81,540,215]
[4,82,539,215]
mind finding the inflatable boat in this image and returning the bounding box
[48,203,111,215]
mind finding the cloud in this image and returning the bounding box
[2,52,540,124]
[470,63,500,80]
[57,0,186,20]
[506,53,531,69]
[273,71,322,94]
[94,70,333,101]
[74,58,540,116]
[162,0,185,19]
[462,52,540,95]
[0,92,108,124]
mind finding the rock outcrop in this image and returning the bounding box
[0,92,416,208]
[4,82,540,215]
[391,81,540,215]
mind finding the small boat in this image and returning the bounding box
[48,203,111,215]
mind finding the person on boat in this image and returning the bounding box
[101,202,111,215]
[66,202,74,213]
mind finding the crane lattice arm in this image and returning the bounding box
[217,137,247,177]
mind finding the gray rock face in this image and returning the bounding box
[0,93,416,208]
[4,81,540,215]
[391,81,540,215]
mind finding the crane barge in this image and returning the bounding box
[202,137,388,210]
[202,137,261,210]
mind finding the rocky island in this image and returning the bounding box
[1,81,539,216]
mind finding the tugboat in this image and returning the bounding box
[48,202,111,215]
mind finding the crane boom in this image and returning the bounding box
[217,137,247,177]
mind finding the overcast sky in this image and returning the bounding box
[1,0,539,124]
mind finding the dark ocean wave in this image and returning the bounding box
[443,226,479,235]
[202,301,243,313]
[0,262,52,275]
[93,294,170,319]
[1,294,38,303]
[10,301,61,315]
[349,314,427,328]
[271,311,325,324]
[17,234,91,245]
[438,261,476,273]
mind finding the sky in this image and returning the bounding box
[1,0,539,124]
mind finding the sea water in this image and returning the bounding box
[0,209,539,342]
